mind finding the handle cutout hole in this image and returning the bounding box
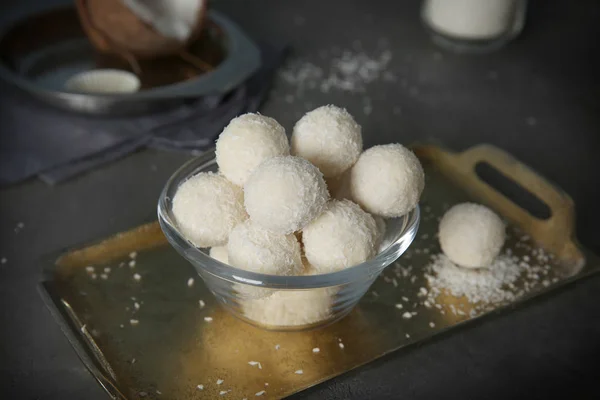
[475,161,552,220]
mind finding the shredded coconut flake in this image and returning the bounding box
[199,300,205,308]
[130,319,139,326]
[129,251,137,259]
[312,347,320,353]
[133,273,141,281]
[217,379,224,385]
[197,384,204,390]
[204,317,213,322]
[395,303,403,309]
[85,266,94,273]
[402,312,412,319]
[187,278,195,287]
[129,260,136,268]
[294,369,303,375]
[275,344,280,350]
[255,390,266,396]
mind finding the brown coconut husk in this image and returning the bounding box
[75,0,208,74]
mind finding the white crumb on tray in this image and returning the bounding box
[138,391,147,397]
[104,267,111,273]
[129,251,137,259]
[85,266,94,273]
[130,319,139,326]
[91,273,97,279]
[255,390,266,396]
[402,312,412,319]
[187,278,195,287]
[129,260,136,268]
[217,379,224,385]
[338,342,345,349]
[294,370,303,375]
[220,390,231,395]
[248,361,262,369]
[133,273,141,281]
[395,304,403,309]
[197,384,204,390]
[312,347,320,353]
[199,300,205,308]
[100,274,108,280]
[134,302,140,310]
[204,317,213,322]
[156,390,162,395]
[429,322,436,328]
[405,333,410,338]
[265,383,269,386]
[275,344,280,350]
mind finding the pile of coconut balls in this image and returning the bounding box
[171,105,425,324]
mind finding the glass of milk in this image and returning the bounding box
[422,0,527,53]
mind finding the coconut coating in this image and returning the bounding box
[244,156,329,234]
[209,246,229,264]
[215,113,289,186]
[227,220,303,275]
[438,203,506,269]
[172,172,246,248]
[350,144,424,218]
[303,199,378,274]
[291,105,363,177]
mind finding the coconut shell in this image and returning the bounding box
[76,0,207,59]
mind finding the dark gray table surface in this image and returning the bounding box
[1,0,600,398]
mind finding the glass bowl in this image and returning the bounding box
[158,150,420,331]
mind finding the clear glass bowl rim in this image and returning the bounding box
[157,150,420,290]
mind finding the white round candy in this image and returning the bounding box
[438,203,506,268]
[350,144,424,218]
[303,199,378,274]
[172,172,246,247]
[215,113,289,186]
[209,246,229,264]
[291,105,362,177]
[244,156,329,234]
[227,220,303,275]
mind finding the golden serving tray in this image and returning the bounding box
[39,144,600,399]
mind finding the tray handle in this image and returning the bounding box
[433,144,583,270]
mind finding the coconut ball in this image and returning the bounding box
[242,289,333,327]
[244,156,329,234]
[438,203,506,269]
[227,220,303,275]
[291,105,363,177]
[209,246,229,264]
[350,144,425,218]
[172,172,246,248]
[303,199,378,274]
[215,113,289,186]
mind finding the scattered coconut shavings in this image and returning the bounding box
[294,370,303,375]
[392,278,398,287]
[85,266,94,273]
[429,322,435,328]
[187,278,195,287]
[129,251,137,259]
[129,260,136,268]
[130,319,139,326]
[104,267,111,273]
[275,344,280,350]
[405,333,410,338]
[100,274,108,280]
[265,383,269,386]
[199,300,205,308]
[133,273,142,281]
[395,303,403,309]
[204,317,213,322]
[91,273,97,280]
[134,302,140,310]
[156,390,162,395]
[338,342,345,349]
[426,254,521,304]
[139,391,147,397]
[217,379,224,385]
[197,384,204,390]
[312,347,320,353]
[402,312,412,319]
[220,390,231,395]
[255,391,266,397]
[131,358,136,364]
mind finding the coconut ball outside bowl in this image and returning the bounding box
[158,150,421,331]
